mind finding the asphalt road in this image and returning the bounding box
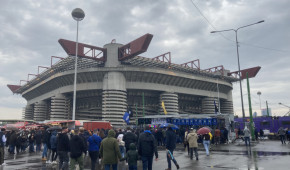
[1,140,290,170]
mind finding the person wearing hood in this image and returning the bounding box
[120,143,139,170]
[57,126,70,170]
[187,128,198,160]
[100,129,122,170]
[165,126,179,170]
[69,129,86,170]
[50,130,58,163]
[243,126,251,147]
[138,125,158,170]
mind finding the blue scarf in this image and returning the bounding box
[144,130,151,134]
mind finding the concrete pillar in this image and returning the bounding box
[102,43,127,127]
[220,100,234,114]
[23,104,34,120]
[159,92,179,115]
[202,97,219,114]
[50,94,69,120]
[34,101,48,121]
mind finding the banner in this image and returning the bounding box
[161,101,168,115]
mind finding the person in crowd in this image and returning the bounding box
[117,133,125,158]
[138,125,158,170]
[123,127,137,154]
[223,128,228,144]
[57,126,70,170]
[278,127,286,144]
[28,131,35,153]
[50,130,58,164]
[20,133,27,152]
[214,128,221,145]
[88,129,102,170]
[69,129,86,170]
[34,129,42,153]
[78,128,88,155]
[187,128,198,160]
[202,132,211,156]
[42,126,51,162]
[259,129,264,140]
[99,129,106,139]
[15,132,22,154]
[100,129,122,170]
[243,127,251,147]
[184,129,190,155]
[9,130,17,154]
[120,143,139,170]
[0,128,7,166]
[165,126,179,170]
[254,128,259,141]
[286,128,290,144]
[156,128,163,146]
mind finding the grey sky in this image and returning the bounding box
[1,0,289,119]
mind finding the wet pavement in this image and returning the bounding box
[1,140,290,170]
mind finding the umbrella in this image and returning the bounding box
[5,126,19,131]
[197,127,211,135]
[47,126,62,131]
[159,123,179,130]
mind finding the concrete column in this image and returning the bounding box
[202,97,219,114]
[34,101,48,121]
[220,100,234,114]
[159,92,179,115]
[50,94,69,120]
[23,104,34,120]
[102,43,127,127]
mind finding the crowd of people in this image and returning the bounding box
[1,124,287,170]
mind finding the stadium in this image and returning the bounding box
[7,33,260,126]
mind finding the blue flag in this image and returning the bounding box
[123,112,130,124]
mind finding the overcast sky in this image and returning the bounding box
[1,0,289,119]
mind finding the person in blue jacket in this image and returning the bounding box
[88,129,102,170]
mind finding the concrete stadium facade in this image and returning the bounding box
[9,34,238,126]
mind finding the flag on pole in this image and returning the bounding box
[214,100,219,114]
[162,101,168,115]
[123,112,130,124]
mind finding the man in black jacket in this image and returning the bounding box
[166,127,179,170]
[123,128,137,153]
[138,125,158,170]
[57,127,70,170]
[69,129,86,170]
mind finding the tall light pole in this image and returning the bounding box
[257,91,262,110]
[71,8,85,120]
[211,20,264,118]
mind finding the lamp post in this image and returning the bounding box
[71,8,85,120]
[257,91,262,112]
[211,20,264,118]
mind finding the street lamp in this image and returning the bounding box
[71,8,85,120]
[257,91,262,110]
[211,20,264,118]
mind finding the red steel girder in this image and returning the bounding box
[228,66,261,80]
[118,33,153,61]
[152,52,171,65]
[38,66,50,74]
[58,39,107,61]
[7,84,21,93]
[204,65,224,76]
[51,56,64,67]
[27,74,38,81]
[180,59,200,70]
